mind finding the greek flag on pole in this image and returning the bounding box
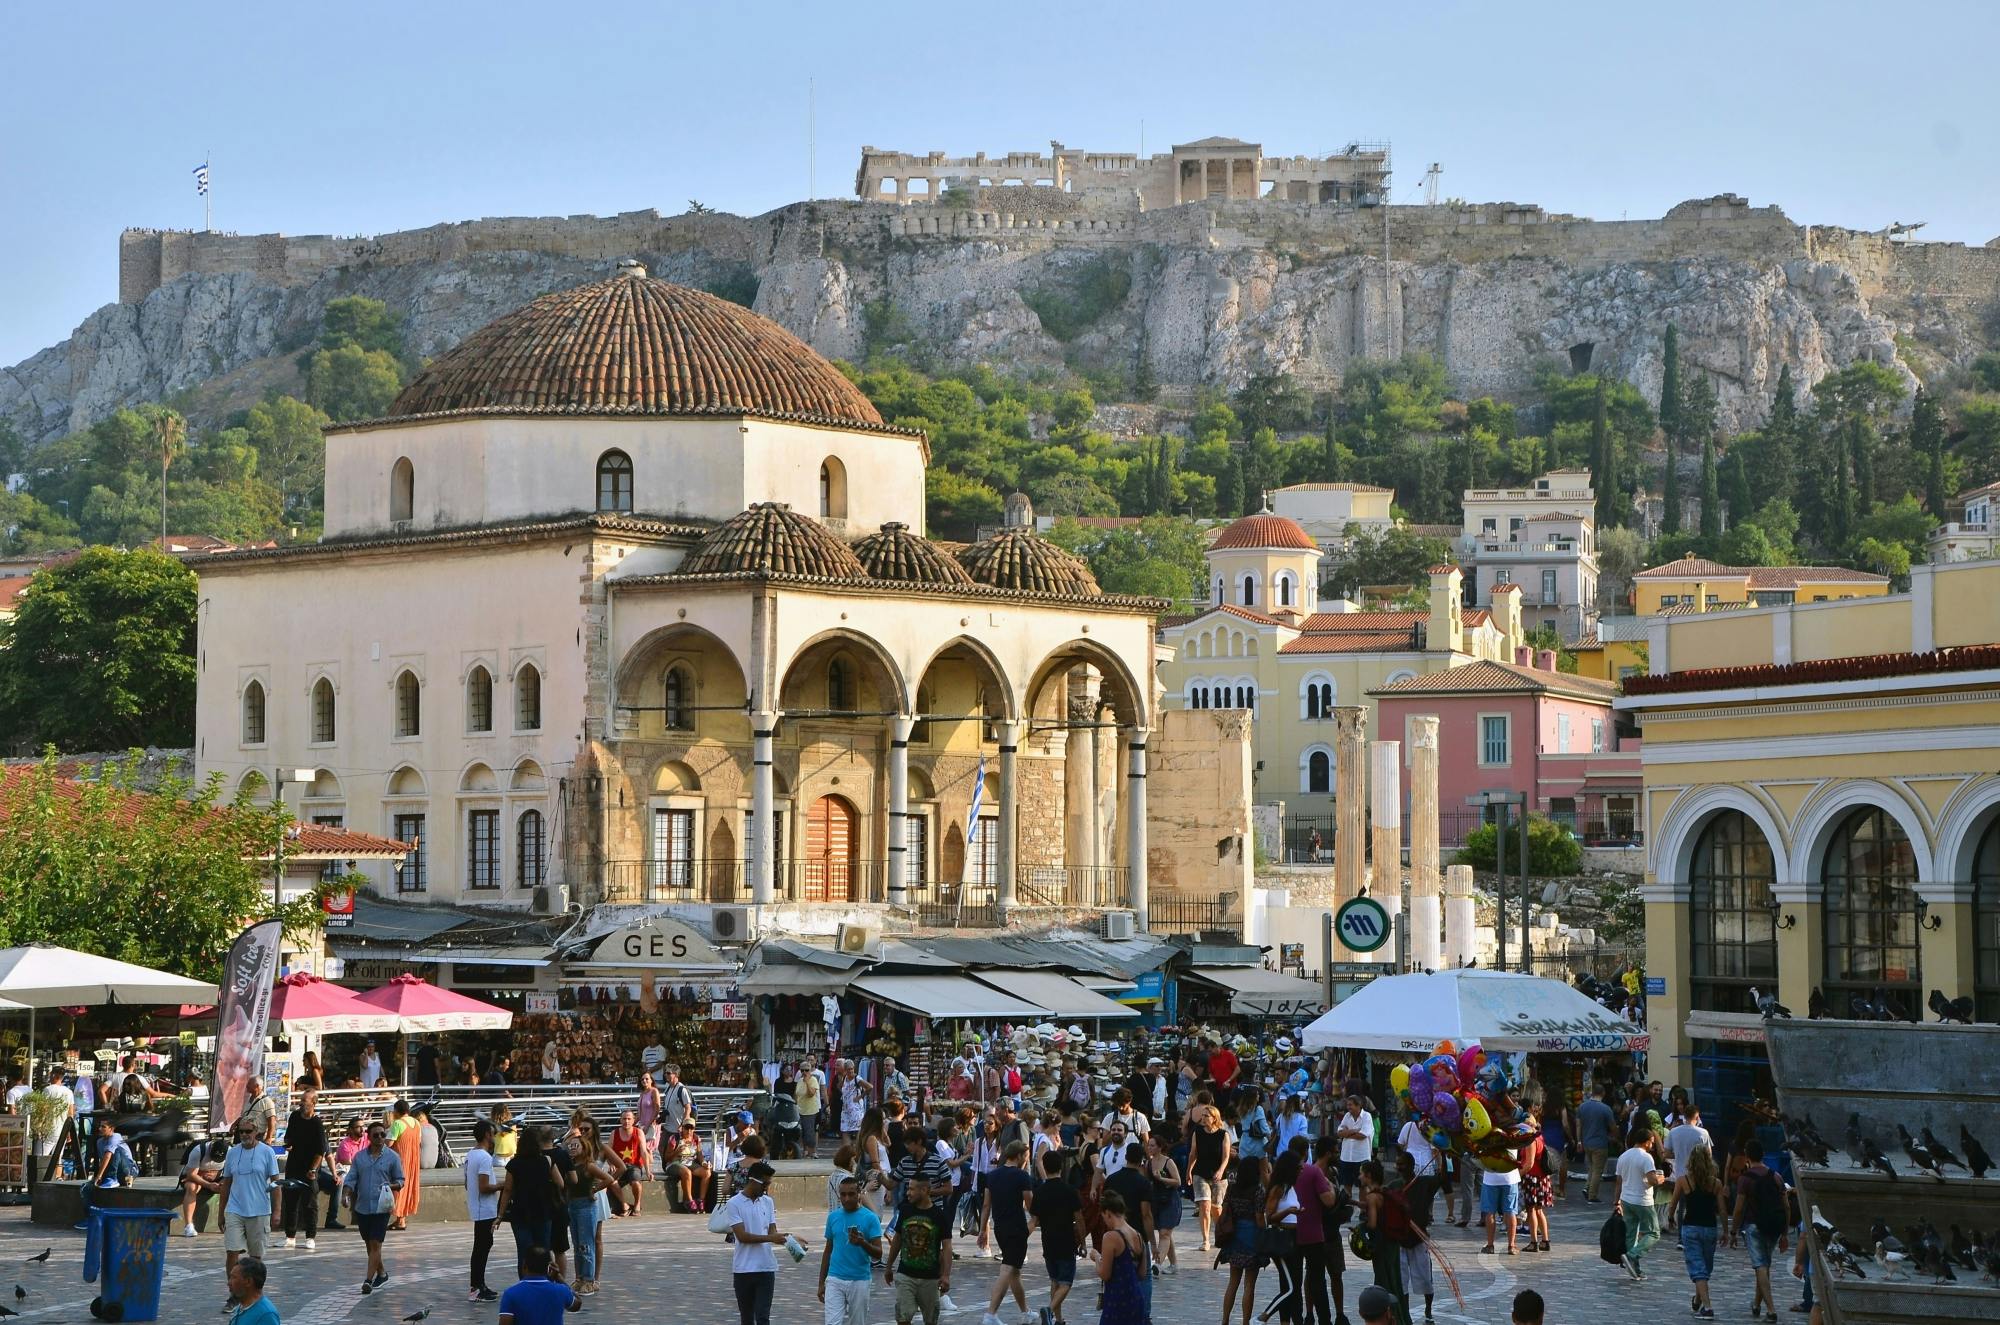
[193,163,211,196]
[966,757,985,840]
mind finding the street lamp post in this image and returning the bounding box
[1468,790,1531,973]
[271,767,316,914]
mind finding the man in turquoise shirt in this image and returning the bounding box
[821,1174,884,1325]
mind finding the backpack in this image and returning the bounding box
[1380,1188,1422,1249]
[1068,1073,1092,1108]
[1599,1211,1628,1264]
[1748,1166,1787,1239]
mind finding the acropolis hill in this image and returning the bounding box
[8,142,2000,444]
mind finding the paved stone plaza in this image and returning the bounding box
[0,1189,1800,1325]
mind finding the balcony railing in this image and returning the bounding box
[595,860,1136,914]
[1018,865,1131,908]
[1150,895,1226,934]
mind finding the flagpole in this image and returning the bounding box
[205,149,212,232]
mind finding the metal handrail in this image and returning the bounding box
[309,1083,763,1155]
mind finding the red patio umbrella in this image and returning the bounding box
[270,972,401,1036]
[352,974,514,1088]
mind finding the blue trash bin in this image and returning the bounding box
[82,1207,174,1322]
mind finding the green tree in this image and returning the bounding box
[244,395,330,517]
[1050,388,1096,434]
[1233,373,1313,436]
[1047,515,1206,602]
[1218,455,1244,518]
[1759,364,1799,508]
[1662,438,1682,535]
[318,296,406,357]
[1659,326,1683,535]
[1853,536,1911,581]
[1699,432,1721,540]
[1596,525,1646,609]
[1851,495,1932,572]
[304,344,405,422]
[1324,524,1454,599]
[0,754,327,984]
[1960,395,2000,483]
[1455,813,1583,876]
[925,469,1004,540]
[1590,378,1617,528]
[1738,498,1801,564]
[0,548,197,750]
[1913,388,1948,520]
[0,492,80,556]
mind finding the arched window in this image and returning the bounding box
[664,665,694,731]
[1305,749,1332,795]
[240,680,266,745]
[1303,678,1334,721]
[827,657,854,710]
[1213,577,1224,606]
[515,663,542,730]
[1822,807,1921,1018]
[1974,817,2000,1021]
[819,457,848,520]
[394,671,421,738]
[310,677,336,744]
[1236,684,1255,711]
[465,666,492,733]
[1241,574,1256,607]
[1277,573,1295,608]
[596,450,633,513]
[1687,811,1778,1015]
[390,457,414,523]
[517,809,546,890]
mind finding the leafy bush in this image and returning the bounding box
[1022,256,1132,342]
[1454,813,1582,876]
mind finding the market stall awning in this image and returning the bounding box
[1299,969,1648,1054]
[968,971,1139,1020]
[850,973,1048,1020]
[353,973,513,1032]
[397,946,555,968]
[1183,965,1329,1020]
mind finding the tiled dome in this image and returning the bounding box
[852,522,974,586]
[384,261,888,430]
[956,528,1100,596]
[1211,512,1317,551]
[679,503,868,579]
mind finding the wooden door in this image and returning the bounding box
[804,794,857,902]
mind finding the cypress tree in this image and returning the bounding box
[1590,378,1616,528]
[1659,326,1683,535]
[1723,450,1754,526]
[1762,364,1798,508]
[1662,439,1682,536]
[1218,454,1244,518]
[1851,417,1874,518]
[1322,414,1340,482]
[1914,388,1947,520]
[1830,423,1854,547]
[1700,433,1721,541]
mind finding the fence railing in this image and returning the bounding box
[310,1084,763,1149]
[913,882,998,928]
[1278,806,1642,864]
[1150,895,1226,934]
[1018,865,1130,908]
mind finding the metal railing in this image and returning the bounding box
[310,1084,763,1151]
[913,882,998,928]
[1017,865,1130,909]
[1279,808,1642,863]
[1150,895,1227,934]
[600,858,894,905]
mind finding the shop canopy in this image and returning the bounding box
[352,973,514,1032]
[1183,965,1330,1020]
[968,970,1139,1020]
[850,973,1048,1021]
[0,945,216,1007]
[269,973,399,1035]
[1299,969,1648,1054]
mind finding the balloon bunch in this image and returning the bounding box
[1390,1039,1531,1172]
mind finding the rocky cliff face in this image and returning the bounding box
[6,198,1992,447]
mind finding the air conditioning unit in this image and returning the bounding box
[532,884,569,916]
[712,905,756,944]
[836,922,881,957]
[1103,912,1136,941]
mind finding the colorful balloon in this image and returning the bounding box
[1410,1073,1434,1110]
[1430,1093,1462,1131]
[1390,1064,1411,1093]
[1457,1045,1486,1085]
[1463,1095,1493,1141]
[1435,1040,1457,1057]
[1476,1151,1518,1173]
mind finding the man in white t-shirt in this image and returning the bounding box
[1335,1095,1373,1186]
[1100,1088,1151,1138]
[462,1120,501,1303]
[4,1071,29,1114]
[1664,1106,1712,1181]
[1613,1128,1666,1280]
[1098,1122,1132,1177]
[1479,1156,1522,1254]
[726,1162,787,1325]
[1395,1115,1438,1177]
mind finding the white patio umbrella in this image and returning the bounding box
[1299,968,1648,1054]
[0,944,220,1074]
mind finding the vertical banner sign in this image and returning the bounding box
[215,920,283,1128]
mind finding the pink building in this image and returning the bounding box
[1370,652,1641,844]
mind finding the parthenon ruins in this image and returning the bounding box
[855,137,1390,209]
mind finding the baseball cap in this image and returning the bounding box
[1356,1286,1395,1323]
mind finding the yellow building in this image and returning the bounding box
[1631,555,1889,615]
[1568,632,1647,683]
[1618,558,2000,1081]
[1159,522,1525,809]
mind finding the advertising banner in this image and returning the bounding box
[214,920,284,1127]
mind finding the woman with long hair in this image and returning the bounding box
[1518,1097,1553,1253]
[1190,1097,1234,1253]
[1670,1144,1724,1319]
[1143,1129,1183,1275]
[496,1126,563,1280]
[855,1107,891,1217]
[1096,1190,1151,1325]
[387,1099,423,1231]
[1220,1157,1268,1325]
[1260,1151,1304,1325]
[297,1050,323,1093]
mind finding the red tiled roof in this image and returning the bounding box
[1279,630,1427,656]
[1622,643,2000,697]
[0,576,33,610]
[1524,511,1587,523]
[1427,563,1458,575]
[1491,582,1521,594]
[1210,513,1317,552]
[281,822,413,860]
[371,265,900,435]
[1368,658,1622,702]
[957,527,1100,595]
[1636,556,1885,587]
[1271,482,1393,494]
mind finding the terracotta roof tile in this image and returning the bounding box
[1368,659,1622,701]
[851,522,974,586]
[956,528,1099,595]
[1210,513,1317,551]
[1271,482,1393,494]
[1623,643,2000,696]
[680,503,867,579]
[194,514,705,569]
[1278,629,1426,656]
[1163,604,1281,629]
[371,265,901,435]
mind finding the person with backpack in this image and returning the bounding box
[1729,1138,1789,1321]
[1612,1124,1666,1281]
[1391,1151,1438,1324]
[1357,1159,1416,1325]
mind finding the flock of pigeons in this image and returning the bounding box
[1750,986,1979,1023]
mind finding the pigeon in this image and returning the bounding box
[11,1287,21,1302]
[22,1252,46,1266]
[1752,986,1792,1019]
[1875,1223,1910,1278]
[1922,1127,1966,1172]
[0,1304,18,1318]
[1849,993,1881,1020]
[1825,1238,1868,1279]
[402,1311,432,1324]
[1810,1205,1838,1237]
[1961,1124,1993,1179]
[1899,1123,1947,1180]
[1950,1225,1981,1271]
[1784,1121,1829,1168]
[1876,990,1907,1021]
[1862,1137,1898,1179]
[1930,989,1975,1024]
[1845,1113,1868,1168]
[1808,986,1828,1019]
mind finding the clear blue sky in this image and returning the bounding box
[3,0,1996,366]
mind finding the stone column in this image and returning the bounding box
[1409,715,1443,971]
[1065,674,1102,876]
[995,719,1023,917]
[750,709,777,905]
[1368,740,1402,966]
[1125,727,1150,931]
[1333,707,1368,909]
[1443,863,1476,968]
[887,715,913,906]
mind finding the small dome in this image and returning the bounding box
[1211,512,1317,552]
[852,522,974,586]
[384,264,888,430]
[956,528,1100,596]
[680,503,868,579]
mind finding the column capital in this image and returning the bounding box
[890,714,916,742]
[1333,706,1368,738]
[1409,713,1439,749]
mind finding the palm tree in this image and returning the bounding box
[152,409,186,546]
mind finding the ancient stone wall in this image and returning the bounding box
[1147,707,1253,918]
